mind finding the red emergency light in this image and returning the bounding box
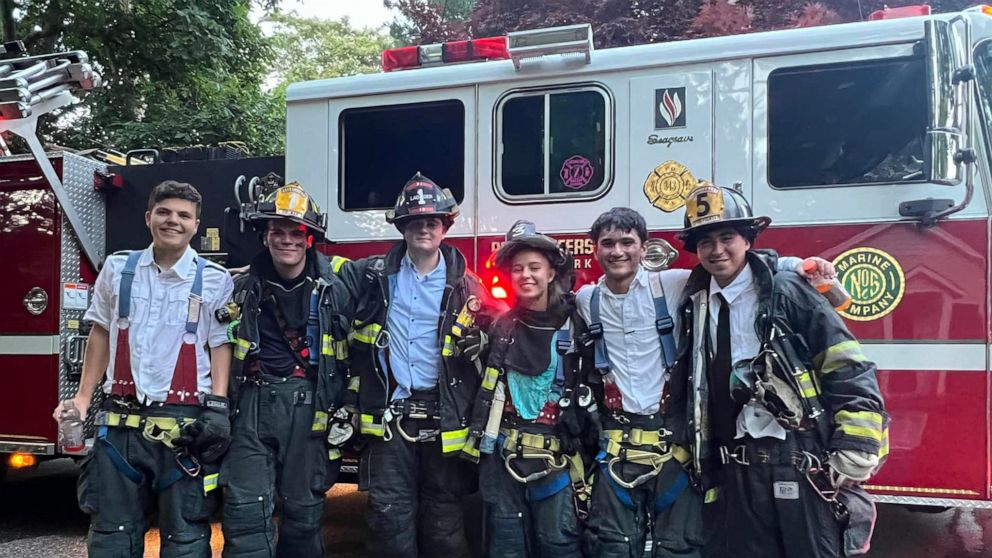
[382,36,510,72]
[868,5,931,20]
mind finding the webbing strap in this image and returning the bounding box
[589,287,610,369]
[152,454,197,493]
[118,251,143,319]
[527,469,571,502]
[185,257,206,334]
[97,425,143,485]
[552,323,570,397]
[648,272,677,367]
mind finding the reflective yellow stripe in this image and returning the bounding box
[322,334,333,356]
[481,367,499,391]
[441,428,469,453]
[348,376,360,392]
[312,411,328,432]
[335,340,349,360]
[796,371,819,398]
[442,335,454,357]
[328,448,342,461]
[705,487,721,503]
[203,473,219,495]
[353,323,381,345]
[361,414,385,437]
[234,338,251,360]
[330,255,349,274]
[461,437,481,460]
[836,410,885,442]
[320,336,349,360]
[816,340,867,375]
[879,427,890,460]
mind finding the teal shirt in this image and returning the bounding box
[506,333,560,420]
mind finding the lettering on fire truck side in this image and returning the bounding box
[490,239,595,269]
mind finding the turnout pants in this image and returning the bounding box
[479,449,583,557]
[220,377,340,558]
[77,403,217,558]
[585,457,704,558]
[705,433,875,558]
[359,416,476,558]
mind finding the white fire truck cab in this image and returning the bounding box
[285,6,992,508]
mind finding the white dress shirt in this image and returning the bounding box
[708,262,788,440]
[576,268,690,414]
[85,245,234,403]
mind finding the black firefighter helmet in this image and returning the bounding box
[243,179,327,238]
[678,181,771,252]
[493,220,574,291]
[385,172,459,230]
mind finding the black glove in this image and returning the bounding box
[175,395,231,463]
[455,327,488,362]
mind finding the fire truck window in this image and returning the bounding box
[768,57,926,188]
[339,100,465,211]
[498,87,610,200]
[974,41,992,157]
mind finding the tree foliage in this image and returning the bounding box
[6,0,282,153]
[260,11,393,153]
[387,0,475,44]
[459,0,977,48]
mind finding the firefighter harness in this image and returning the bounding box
[588,271,691,511]
[98,250,210,492]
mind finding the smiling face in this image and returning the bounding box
[695,226,751,287]
[402,216,445,257]
[144,198,199,253]
[594,226,646,285]
[510,248,556,309]
[264,218,309,270]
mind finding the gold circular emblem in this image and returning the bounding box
[643,161,696,212]
[832,247,906,321]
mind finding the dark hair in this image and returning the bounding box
[147,180,202,217]
[589,207,648,243]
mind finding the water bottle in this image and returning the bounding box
[801,259,852,312]
[59,401,85,453]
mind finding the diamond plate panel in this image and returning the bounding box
[871,494,992,509]
[59,153,108,439]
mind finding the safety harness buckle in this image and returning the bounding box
[655,315,674,335]
[720,445,750,466]
[587,322,604,339]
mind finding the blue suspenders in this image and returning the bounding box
[589,272,677,369]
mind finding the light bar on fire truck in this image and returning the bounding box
[382,36,510,72]
[507,24,593,70]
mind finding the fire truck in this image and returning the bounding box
[282,5,992,509]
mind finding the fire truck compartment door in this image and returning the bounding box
[752,43,988,225]
[628,71,712,232]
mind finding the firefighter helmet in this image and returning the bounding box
[493,220,574,289]
[244,180,327,237]
[385,172,459,229]
[678,181,770,252]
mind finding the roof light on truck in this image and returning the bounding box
[382,36,509,72]
[867,5,931,20]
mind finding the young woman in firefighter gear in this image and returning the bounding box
[463,220,587,557]
[672,183,888,558]
[336,173,504,558]
[220,181,353,558]
[571,207,830,558]
[54,181,234,558]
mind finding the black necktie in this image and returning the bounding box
[710,293,736,444]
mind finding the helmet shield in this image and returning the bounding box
[244,181,327,237]
[678,182,770,252]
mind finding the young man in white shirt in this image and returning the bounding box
[55,180,234,558]
[673,183,887,558]
[573,207,830,558]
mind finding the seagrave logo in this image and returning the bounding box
[832,247,906,321]
[655,87,686,129]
